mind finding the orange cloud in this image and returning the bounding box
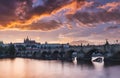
[0,0,120,31]
[0,0,86,31]
[98,2,120,12]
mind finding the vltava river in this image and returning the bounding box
[0,58,120,78]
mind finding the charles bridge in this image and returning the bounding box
[16,41,120,62]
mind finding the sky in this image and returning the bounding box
[0,0,120,45]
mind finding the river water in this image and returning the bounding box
[0,58,120,78]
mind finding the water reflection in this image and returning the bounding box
[92,57,104,70]
[0,58,120,78]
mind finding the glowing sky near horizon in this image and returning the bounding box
[0,0,120,45]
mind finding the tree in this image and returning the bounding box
[8,44,16,56]
[0,46,5,55]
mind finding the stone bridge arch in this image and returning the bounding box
[65,49,77,61]
[51,50,60,60]
[41,51,48,59]
[84,48,104,60]
[110,50,120,59]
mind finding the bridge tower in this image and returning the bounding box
[104,39,110,52]
[104,39,113,58]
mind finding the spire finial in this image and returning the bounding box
[105,39,109,45]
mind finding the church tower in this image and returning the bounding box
[24,36,30,43]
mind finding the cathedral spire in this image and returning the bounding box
[26,36,29,41]
[105,39,109,45]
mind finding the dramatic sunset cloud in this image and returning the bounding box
[0,0,119,31]
[0,0,77,30]
[0,0,120,44]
